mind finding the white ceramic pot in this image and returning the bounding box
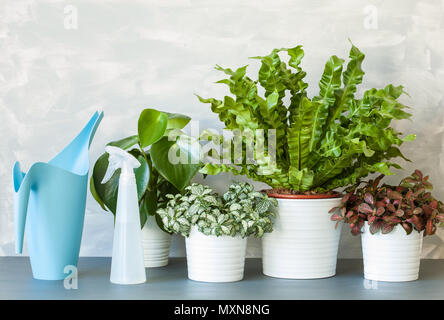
[141,215,172,268]
[262,196,343,279]
[185,227,247,283]
[361,222,423,282]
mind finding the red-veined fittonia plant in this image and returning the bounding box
[329,170,444,236]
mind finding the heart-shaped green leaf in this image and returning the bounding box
[150,136,201,191]
[138,109,168,148]
[92,153,119,214]
[92,152,150,214]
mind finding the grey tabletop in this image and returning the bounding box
[0,257,443,300]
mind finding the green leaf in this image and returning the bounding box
[316,55,344,106]
[288,97,322,171]
[138,109,168,148]
[164,112,191,130]
[144,189,158,216]
[127,149,150,200]
[92,153,120,214]
[402,134,416,142]
[155,213,172,234]
[90,175,107,211]
[107,135,139,150]
[310,55,344,151]
[266,91,279,111]
[139,197,148,228]
[199,163,224,175]
[157,178,180,201]
[150,136,201,191]
[288,167,314,192]
[286,45,305,70]
[384,84,404,99]
[315,139,373,187]
[92,152,149,214]
[328,44,365,126]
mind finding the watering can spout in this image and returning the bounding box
[13,161,31,254]
[49,111,104,174]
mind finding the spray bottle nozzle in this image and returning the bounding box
[102,146,141,184]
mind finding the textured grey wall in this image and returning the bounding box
[1,0,443,258]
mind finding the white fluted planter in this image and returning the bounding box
[262,196,342,279]
[141,215,172,268]
[185,227,247,283]
[361,222,423,282]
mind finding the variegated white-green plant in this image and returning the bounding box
[157,182,278,238]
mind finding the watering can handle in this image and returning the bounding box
[13,162,32,254]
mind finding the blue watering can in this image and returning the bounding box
[13,111,104,280]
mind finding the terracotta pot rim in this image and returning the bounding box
[264,191,343,199]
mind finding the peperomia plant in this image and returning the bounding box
[197,42,415,193]
[90,108,201,230]
[330,170,444,236]
[157,182,278,237]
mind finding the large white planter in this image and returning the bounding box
[185,227,247,283]
[141,215,172,268]
[361,222,423,282]
[262,196,342,279]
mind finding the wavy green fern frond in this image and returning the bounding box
[197,43,415,192]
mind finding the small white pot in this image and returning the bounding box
[141,215,172,268]
[262,196,342,279]
[361,222,423,282]
[185,227,247,283]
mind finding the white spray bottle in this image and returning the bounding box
[102,146,146,285]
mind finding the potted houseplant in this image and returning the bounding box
[91,108,200,267]
[331,170,444,282]
[157,182,277,282]
[197,42,415,279]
